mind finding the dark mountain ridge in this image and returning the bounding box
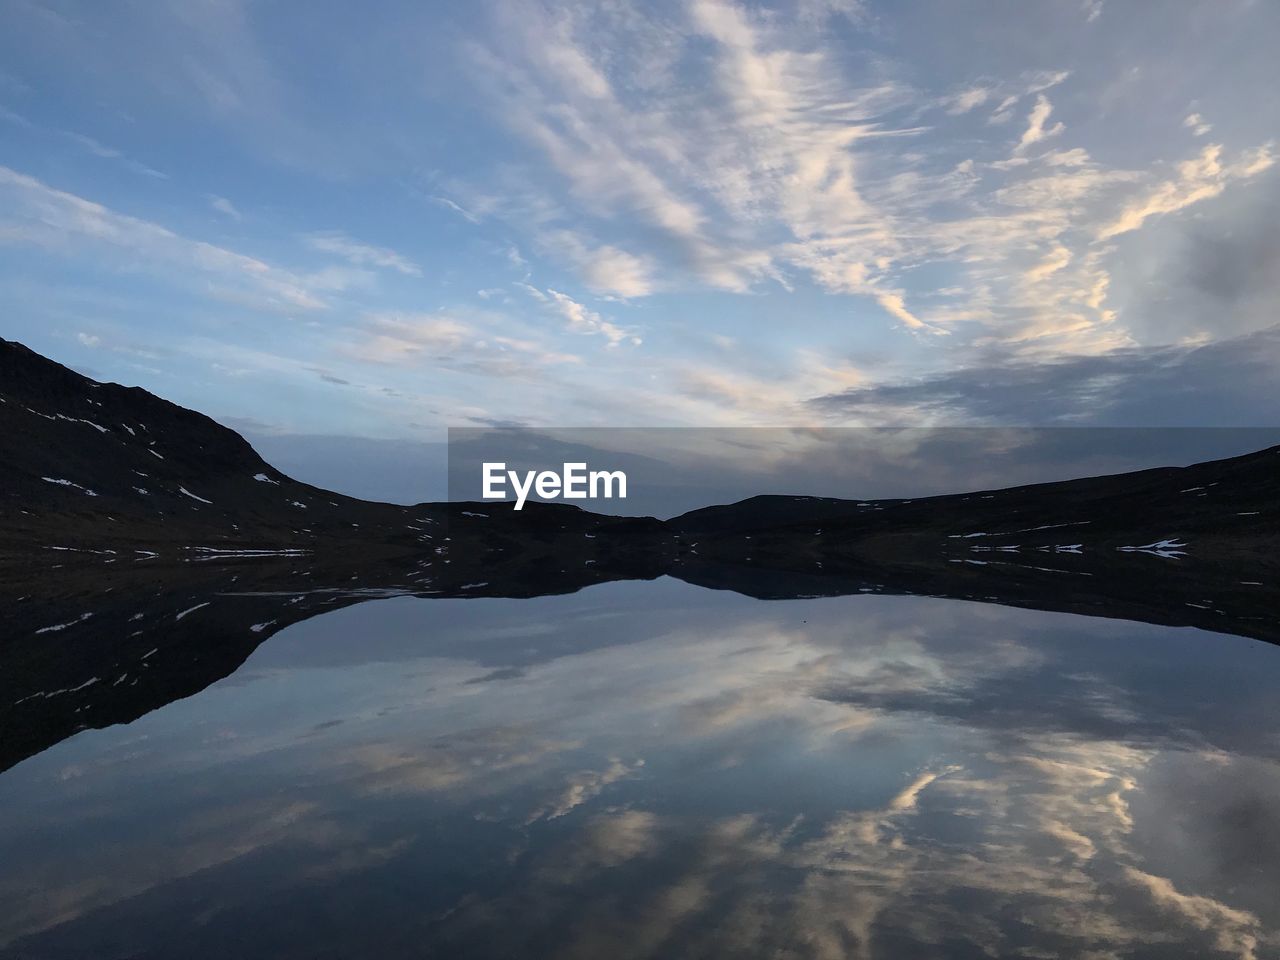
[5,336,1277,564]
[672,443,1279,563]
[0,337,668,580]
[0,336,423,553]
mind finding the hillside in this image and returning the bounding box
[0,337,670,579]
[0,337,437,555]
[671,444,1280,565]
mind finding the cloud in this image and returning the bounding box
[944,86,990,115]
[302,231,421,276]
[671,350,864,424]
[576,810,659,867]
[424,720,1264,960]
[544,289,640,347]
[4,0,391,179]
[1015,95,1064,153]
[209,195,242,220]
[795,0,868,23]
[0,104,32,128]
[988,93,1018,125]
[1184,112,1213,137]
[807,325,1280,425]
[1123,868,1262,959]
[540,231,656,298]
[474,8,711,256]
[0,106,168,178]
[519,283,641,347]
[9,581,1279,956]
[1098,143,1275,240]
[345,309,583,376]
[60,131,169,179]
[350,315,471,362]
[874,290,944,334]
[430,195,481,224]
[0,165,329,311]
[460,3,1279,355]
[8,0,1280,433]
[526,758,645,822]
[470,0,927,317]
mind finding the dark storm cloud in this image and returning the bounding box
[809,325,1280,427]
[1124,174,1280,342]
[1180,204,1280,306]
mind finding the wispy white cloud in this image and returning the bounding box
[1183,112,1212,137]
[546,289,640,347]
[672,350,865,424]
[0,105,168,178]
[345,309,583,376]
[209,195,242,220]
[302,231,421,277]
[1097,143,1275,240]
[0,103,33,127]
[540,230,656,298]
[794,0,868,24]
[0,165,328,311]
[944,86,990,115]
[60,131,169,179]
[988,94,1018,125]
[1015,95,1064,154]
[429,195,481,224]
[466,2,1268,353]
[348,314,472,362]
[520,283,641,347]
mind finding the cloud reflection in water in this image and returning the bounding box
[1,580,1277,958]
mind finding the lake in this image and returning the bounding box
[2,578,1278,958]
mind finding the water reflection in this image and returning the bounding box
[1,579,1278,958]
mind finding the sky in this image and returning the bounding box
[2,0,1279,496]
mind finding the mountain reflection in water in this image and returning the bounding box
[2,578,1279,959]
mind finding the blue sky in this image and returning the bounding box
[2,0,1279,456]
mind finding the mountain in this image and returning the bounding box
[3,338,1279,771]
[0,336,430,556]
[671,447,1280,560]
[0,337,671,578]
[666,446,1280,597]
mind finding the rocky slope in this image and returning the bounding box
[0,337,434,555]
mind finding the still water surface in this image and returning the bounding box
[2,578,1279,958]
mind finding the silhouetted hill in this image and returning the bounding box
[0,337,670,575]
[671,444,1280,565]
[0,337,434,556]
[6,336,1277,571]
